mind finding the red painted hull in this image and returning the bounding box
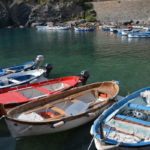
[0,76,79,115]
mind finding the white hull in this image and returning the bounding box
[93,138,150,150]
[45,26,70,30]
[128,34,150,38]
[6,108,107,138]
[121,31,128,36]
[0,69,45,89]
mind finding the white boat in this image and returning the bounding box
[2,81,119,138]
[128,31,150,38]
[46,26,70,30]
[0,69,45,89]
[36,25,70,31]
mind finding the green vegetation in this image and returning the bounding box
[85,15,96,22]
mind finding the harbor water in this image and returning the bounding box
[0,28,150,150]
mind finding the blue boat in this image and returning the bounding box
[0,55,45,77]
[74,27,94,32]
[0,69,45,89]
[91,86,150,150]
[0,61,35,77]
[128,31,150,38]
[117,28,132,35]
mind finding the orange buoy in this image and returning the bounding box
[99,93,107,98]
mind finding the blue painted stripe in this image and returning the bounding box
[128,103,150,111]
[116,114,150,126]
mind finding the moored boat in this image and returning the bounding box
[74,27,95,32]
[36,25,70,31]
[45,26,70,30]
[128,32,150,38]
[2,81,119,138]
[91,86,150,150]
[117,28,132,35]
[0,61,35,77]
[0,70,89,111]
[121,29,140,36]
[0,69,45,90]
[102,25,116,32]
[0,55,46,77]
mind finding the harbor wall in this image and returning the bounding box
[92,0,150,24]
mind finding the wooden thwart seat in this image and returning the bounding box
[114,114,150,127]
[51,107,65,116]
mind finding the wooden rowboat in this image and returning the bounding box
[1,81,119,138]
[91,86,150,150]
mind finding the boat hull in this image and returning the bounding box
[93,138,150,150]
[0,69,45,90]
[6,104,110,138]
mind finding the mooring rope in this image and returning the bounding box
[0,115,5,120]
[87,135,95,150]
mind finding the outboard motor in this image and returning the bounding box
[44,63,53,78]
[34,55,44,69]
[79,70,90,85]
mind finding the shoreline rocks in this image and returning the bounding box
[0,1,85,28]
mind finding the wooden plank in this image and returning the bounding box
[114,116,150,127]
[71,99,78,103]
[51,107,66,116]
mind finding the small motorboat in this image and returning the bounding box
[0,55,46,77]
[91,86,150,150]
[0,62,35,77]
[2,81,119,138]
[121,29,140,36]
[0,71,89,115]
[128,31,150,38]
[36,25,70,31]
[0,69,45,90]
[45,26,70,30]
[117,28,132,35]
[102,25,116,32]
[74,27,95,32]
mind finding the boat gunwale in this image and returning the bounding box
[0,76,79,94]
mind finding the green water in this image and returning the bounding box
[0,28,150,150]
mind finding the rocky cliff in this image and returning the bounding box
[0,0,150,28]
[0,0,84,28]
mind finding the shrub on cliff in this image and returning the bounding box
[85,15,96,22]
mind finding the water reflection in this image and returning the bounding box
[1,29,150,150]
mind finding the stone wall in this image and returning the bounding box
[92,0,150,24]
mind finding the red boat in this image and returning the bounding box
[0,71,89,115]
